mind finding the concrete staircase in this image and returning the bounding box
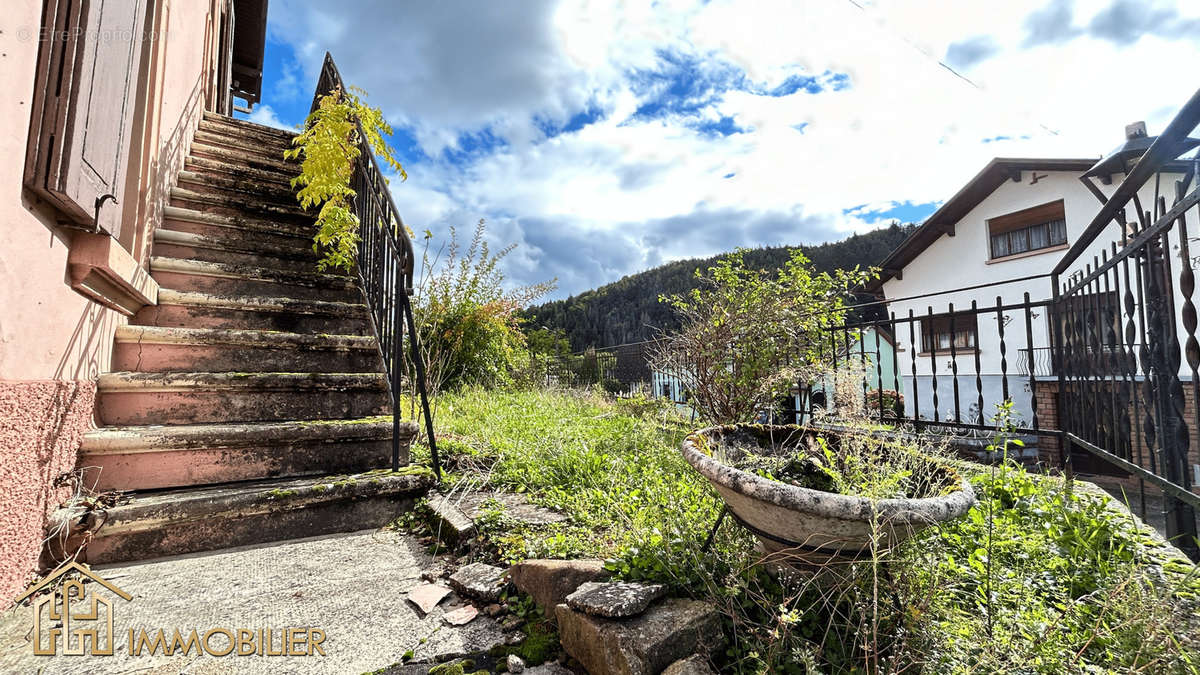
[55,112,431,565]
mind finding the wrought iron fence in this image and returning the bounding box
[1047,89,1200,558]
[308,53,439,476]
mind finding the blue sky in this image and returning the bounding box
[243,0,1200,301]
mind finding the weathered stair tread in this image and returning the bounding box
[201,111,297,141]
[170,186,310,218]
[105,468,432,520]
[81,416,396,452]
[184,155,296,186]
[155,289,367,316]
[70,468,433,563]
[163,205,311,238]
[154,228,316,260]
[151,257,354,290]
[114,324,376,350]
[193,128,292,154]
[98,371,387,393]
[176,169,298,201]
[191,141,298,173]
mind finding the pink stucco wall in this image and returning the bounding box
[0,381,96,602]
[0,0,226,605]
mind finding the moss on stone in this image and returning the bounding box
[428,659,487,675]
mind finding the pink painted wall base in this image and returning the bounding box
[0,380,96,605]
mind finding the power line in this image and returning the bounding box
[838,0,1061,137]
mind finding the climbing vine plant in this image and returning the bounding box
[285,86,406,271]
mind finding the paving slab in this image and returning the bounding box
[565,581,666,618]
[0,529,506,674]
[457,492,568,527]
[448,562,509,602]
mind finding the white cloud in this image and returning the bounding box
[265,0,1200,300]
[245,104,294,131]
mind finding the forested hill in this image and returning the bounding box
[520,222,915,350]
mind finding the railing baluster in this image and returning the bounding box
[972,300,984,424]
[909,309,920,427]
[1023,292,1038,431]
[948,303,961,424]
[927,306,940,422]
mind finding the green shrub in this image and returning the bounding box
[408,220,554,399]
[285,85,405,272]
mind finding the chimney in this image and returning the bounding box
[1124,121,1147,140]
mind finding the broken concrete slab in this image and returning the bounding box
[555,598,725,675]
[427,492,478,545]
[662,654,718,675]
[449,562,509,602]
[457,492,568,527]
[509,559,609,617]
[444,605,480,626]
[407,583,452,614]
[565,581,666,618]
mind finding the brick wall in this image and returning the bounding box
[1034,379,1200,494]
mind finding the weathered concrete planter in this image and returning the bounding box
[681,425,976,561]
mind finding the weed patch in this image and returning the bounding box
[414,388,1200,672]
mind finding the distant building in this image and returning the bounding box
[868,124,1191,427]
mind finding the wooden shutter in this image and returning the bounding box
[24,0,149,238]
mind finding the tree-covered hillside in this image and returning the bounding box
[520,222,914,350]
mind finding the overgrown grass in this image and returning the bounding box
[414,387,1200,673]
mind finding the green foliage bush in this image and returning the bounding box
[409,219,555,398]
[654,248,874,424]
[285,86,406,272]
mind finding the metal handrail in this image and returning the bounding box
[308,52,440,477]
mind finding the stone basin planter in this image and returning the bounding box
[681,424,976,561]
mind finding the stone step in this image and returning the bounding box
[169,186,311,222]
[135,289,373,335]
[96,371,390,425]
[191,140,298,176]
[149,257,358,302]
[153,226,319,273]
[111,325,383,373]
[162,204,311,240]
[184,155,296,188]
[79,417,408,490]
[202,111,298,144]
[57,466,432,564]
[193,128,293,161]
[176,169,298,203]
[161,208,312,254]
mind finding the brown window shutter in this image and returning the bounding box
[24,0,149,239]
[987,200,1066,236]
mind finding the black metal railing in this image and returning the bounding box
[308,53,439,477]
[1049,88,1200,558]
[1016,346,1139,378]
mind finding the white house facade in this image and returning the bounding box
[872,129,1190,428]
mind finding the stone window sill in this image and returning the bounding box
[67,233,158,316]
[916,349,980,357]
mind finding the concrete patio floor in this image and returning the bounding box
[0,529,508,674]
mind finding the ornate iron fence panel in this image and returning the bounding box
[1048,89,1200,558]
